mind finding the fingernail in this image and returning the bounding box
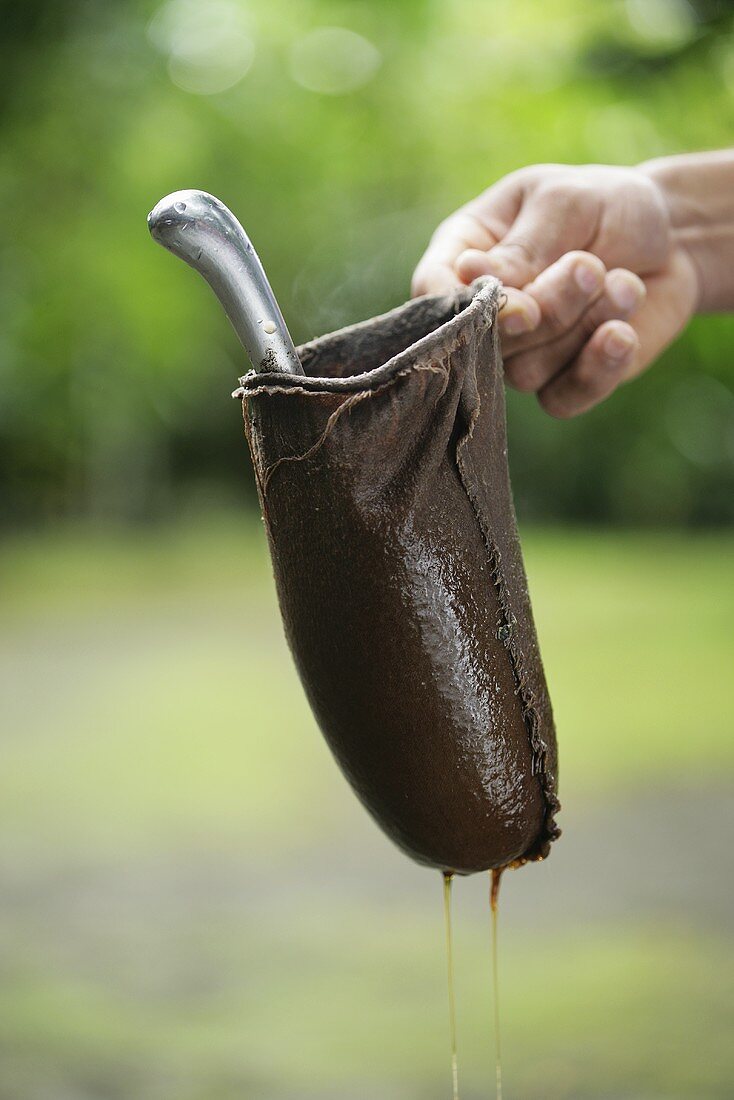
[608,270,644,312]
[501,308,535,336]
[575,261,603,295]
[604,328,636,360]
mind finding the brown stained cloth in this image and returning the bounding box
[236,278,560,875]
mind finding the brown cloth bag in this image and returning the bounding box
[236,278,560,875]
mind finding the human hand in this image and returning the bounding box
[412,164,700,417]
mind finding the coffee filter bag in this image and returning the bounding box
[236,277,560,875]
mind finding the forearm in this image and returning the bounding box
[641,149,734,313]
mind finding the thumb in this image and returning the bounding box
[457,184,598,289]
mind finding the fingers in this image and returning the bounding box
[502,261,646,393]
[411,210,497,296]
[411,177,524,296]
[498,286,542,338]
[618,250,699,379]
[537,321,639,418]
[535,251,698,418]
[457,178,600,289]
[502,251,606,356]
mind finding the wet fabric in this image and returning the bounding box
[235,278,560,874]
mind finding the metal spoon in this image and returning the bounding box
[147,189,301,375]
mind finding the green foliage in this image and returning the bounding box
[1,0,733,525]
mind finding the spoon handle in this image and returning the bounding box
[148,189,301,375]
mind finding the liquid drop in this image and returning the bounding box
[443,871,460,1100]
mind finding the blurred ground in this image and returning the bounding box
[0,517,732,1099]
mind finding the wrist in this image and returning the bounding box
[639,151,734,312]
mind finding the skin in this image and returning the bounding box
[412,151,734,417]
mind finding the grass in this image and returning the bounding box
[0,515,732,1098]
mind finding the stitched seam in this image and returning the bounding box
[455,375,560,860]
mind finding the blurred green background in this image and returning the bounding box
[1,0,733,1097]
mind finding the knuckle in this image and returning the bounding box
[538,176,594,208]
[536,177,599,237]
[507,164,547,188]
[563,249,592,266]
[502,236,540,267]
[533,256,606,335]
[573,250,606,277]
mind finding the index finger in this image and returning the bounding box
[411,209,498,297]
[411,174,527,297]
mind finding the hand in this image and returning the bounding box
[412,164,701,417]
